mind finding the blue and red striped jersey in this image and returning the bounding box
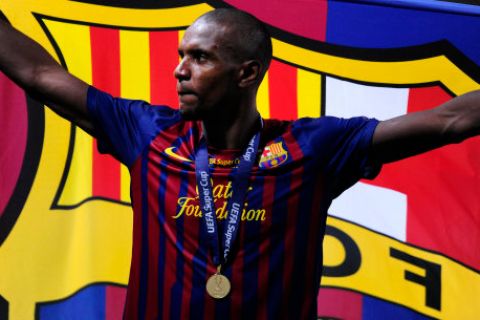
[87,86,379,320]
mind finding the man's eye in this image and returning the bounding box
[194,52,207,61]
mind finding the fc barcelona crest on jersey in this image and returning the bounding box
[259,141,288,168]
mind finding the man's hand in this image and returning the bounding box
[0,17,93,133]
[372,90,480,164]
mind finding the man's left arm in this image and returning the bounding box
[372,90,480,163]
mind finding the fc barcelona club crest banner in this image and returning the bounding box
[1,0,479,319]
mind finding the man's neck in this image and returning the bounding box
[202,107,261,150]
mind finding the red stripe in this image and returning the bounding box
[221,1,328,42]
[180,173,199,320]
[0,72,27,215]
[405,87,480,269]
[281,188,300,318]
[370,86,480,270]
[162,165,183,319]
[281,134,304,317]
[269,143,282,154]
[145,149,162,319]
[123,160,144,318]
[302,173,323,319]
[317,288,362,320]
[230,218,245,320]
[268,60,298,120]
[149,31,179,107]
[105,285,127,320]
[257,176,275,320]
[90,26,121,199]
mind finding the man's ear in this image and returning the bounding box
[238,60,261,88]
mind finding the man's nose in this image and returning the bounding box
[174,58,190,80]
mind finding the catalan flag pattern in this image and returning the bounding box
[46,20,322,208]
[1,1,480,320]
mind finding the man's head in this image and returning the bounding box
[197,8,272,77]
[174,8,272,120]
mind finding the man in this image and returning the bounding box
[1,7,479,320]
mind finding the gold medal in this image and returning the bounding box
[206,266,231,299]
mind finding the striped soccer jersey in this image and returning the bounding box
[87,86,379,320]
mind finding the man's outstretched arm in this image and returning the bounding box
[372,90,480,163]
[0,17,92,133]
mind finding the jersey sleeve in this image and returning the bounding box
[292,116,381,198]
[87,86,182,167]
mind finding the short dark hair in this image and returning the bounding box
[198,8,272,78]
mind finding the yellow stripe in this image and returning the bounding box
[2,2,213,30]
[120,164,131,202]
[297,68,321,118]
[119,30,151,202]
[45,20,93,204]
[257,71,270,119]
[323,216,480,319]
[5,2,478,95]
[273,39,479,96]
[120,30,151,100]
[178,29,185,69]
[178,29,185,47]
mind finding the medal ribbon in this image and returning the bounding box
[195,130,261,266]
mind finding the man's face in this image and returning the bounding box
[174,19,240,120]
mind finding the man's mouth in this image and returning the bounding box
[178,92,196,98]
[177,83,194,95]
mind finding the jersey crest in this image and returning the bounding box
[259,141,288,168]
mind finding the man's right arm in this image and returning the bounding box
[0,17,93,133]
